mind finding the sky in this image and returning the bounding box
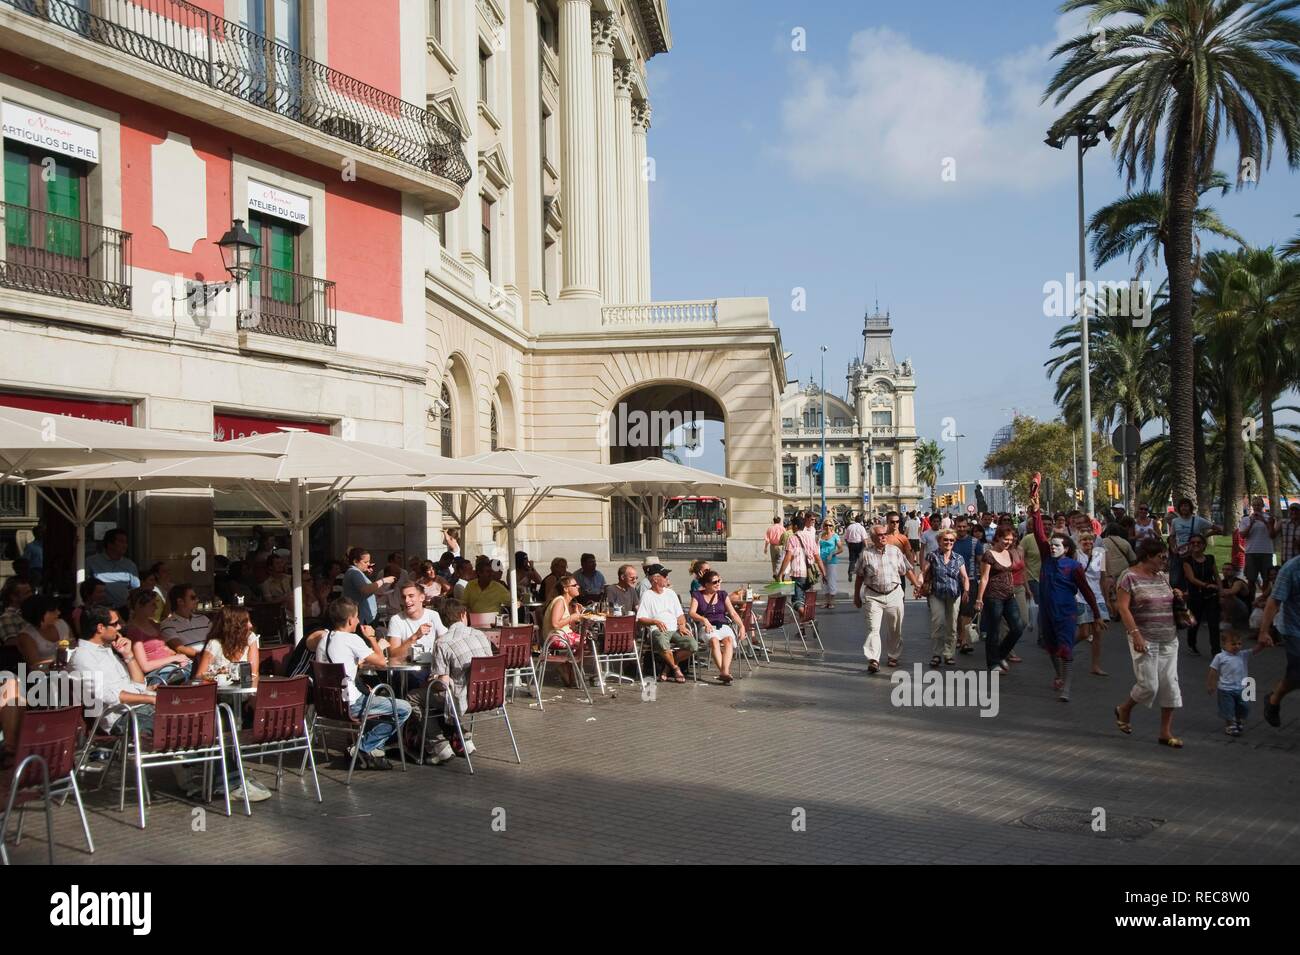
[644,0,1300,485]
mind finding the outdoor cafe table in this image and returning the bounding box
[359,661,429,697]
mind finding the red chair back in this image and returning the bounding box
[799,599,817,623]
[151,683,219,752]
[10,706,82,789]
[602,615,636,653]
[310,662,353,722]
[762,595,787,629]
[465,654,506,715]
[496,627,534,669]
[251,676,309,744]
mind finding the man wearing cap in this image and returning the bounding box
[636,564,698,683]
[1279,503,1300,565]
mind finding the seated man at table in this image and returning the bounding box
[605,564,641,614]
[574,554,607,599]
[452,558,474,599]
[387,581,448,663]
[463,557,512,617]
[314,598,412,771]
[161,583,212,660]
[636,564,698,684]
[416,599,494,765]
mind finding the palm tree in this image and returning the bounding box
[914,439,945,508]
[1088,170,1244,278]
[1282,214,1300,257]
[1196,250,1251,524]
[1229,247,1300,509]
[1045,0,1300,511]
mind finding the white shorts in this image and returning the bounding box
[703,624,737,646]
[1128,639,1182,709]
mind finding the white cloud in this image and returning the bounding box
[773,17,1095,199]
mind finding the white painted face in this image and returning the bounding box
[1049,539,1067,559]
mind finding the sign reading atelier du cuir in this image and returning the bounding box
[247,180,310,225]
[1,101,100,163]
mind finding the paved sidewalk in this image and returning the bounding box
[8,597,1298,864]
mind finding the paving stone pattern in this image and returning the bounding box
[8,598,1298,864]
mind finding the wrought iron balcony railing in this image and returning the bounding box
[0,201,132,309]
[238,264,336,347]
[3,0,472,185]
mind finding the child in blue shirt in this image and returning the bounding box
[1207,628,1270,736]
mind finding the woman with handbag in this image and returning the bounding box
[921,529,968,666]
[777,511,825,615]
[1113,538,1185,747]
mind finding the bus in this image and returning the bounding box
[663,496,727,545]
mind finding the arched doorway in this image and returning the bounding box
[606,383,727,560]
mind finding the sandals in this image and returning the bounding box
[867,660,880,674]
[657,671,670,682]
[943,656,955,666]
[671,667,686,684]
[1114,705,1132,735]
[1157,736,1184,748]
[929,655,942,667]
[887,658,899,668]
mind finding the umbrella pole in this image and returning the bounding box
[74,481,86,605]
[506,492,519,626]
[291,478,305,644]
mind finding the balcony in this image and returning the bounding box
[0,0,471,207]
[602,300,718,326]
[236,264,336,347]
[0,202,131,309]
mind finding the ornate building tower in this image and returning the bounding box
[845,306,920,514]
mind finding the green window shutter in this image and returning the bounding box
[44,158,81,257]
[267,220,295,302]
[4,146,30,248]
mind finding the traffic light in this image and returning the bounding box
[957,484,966,503]
[1075,489,1084,502]
[1106,479,1120,499]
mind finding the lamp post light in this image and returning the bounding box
[820,344,828,521]
[187,218,261,319]
[1046,114,1114,521]
[954,432,966,512]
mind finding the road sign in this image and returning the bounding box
[862,492,870,504]
[966,504,977,515]
[1111,424,1140,455]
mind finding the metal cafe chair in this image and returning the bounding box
[1,706,94,865]
[234,676,321,802]
[757,595,792,657]
[536,620,594,705]
[737,600,772,664]
[496,625,542,708]
[793,599,827,656]
[590,614,643,691]
[87,682,248,829]
[444,654,521,775]
[309,662,406,785]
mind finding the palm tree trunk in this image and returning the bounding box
[1262,390,1281,513]
[1224,376,1245,528]
[1164,96,1200,508]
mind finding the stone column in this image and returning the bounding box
[613,63,636,304]
[591,16,620,303]
[558,0,600,300]
[632,101,652,302]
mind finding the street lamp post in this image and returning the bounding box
[1047,114,1114,521]
[820,345,828,521]
[954,432,966,513]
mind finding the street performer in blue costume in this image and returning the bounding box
[1029,488,1100,702]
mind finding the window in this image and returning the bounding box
[540,106,552,167]
[875,460,893,488]
[782,462,797,491]
[240,1,302,112]
[480,196,494,281]
[490,405,498,451]
[539,7,556,50]
[802,408,821,429]
[543,235,555,298]
[428,0,442,44]
[479,47,491,107]
[834,461,850,489]
[833,417,845,428]
[872,411,893,427]
[247,212,301,307]
[4,143,90,262]
[781,417,794,429]
[440,384,453,517]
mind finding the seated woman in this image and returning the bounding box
[689,559,711,595]
[16,594,73,668]
[194,606,259,686]
[1218,564,1251,629]
[412,560,449,603]
[689,571,745,684]
[126,587,190,685]
[543,574,585,687]
[541,557,569,604]
[515,551,544,603]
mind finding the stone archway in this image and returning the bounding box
[605,381,727,560]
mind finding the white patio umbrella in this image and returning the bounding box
[1,405,279,600]
[34,431,524,642]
